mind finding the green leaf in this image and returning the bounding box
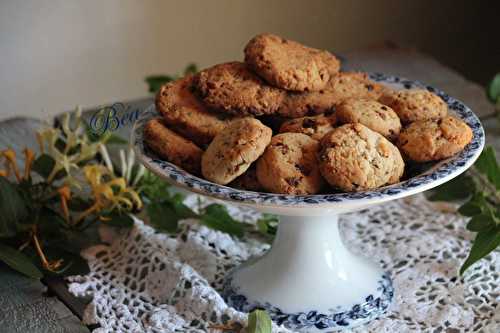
[458,200,483,217]
[200,204,245,238]
[31,154,66,180]
[145,75,177,94]
[458,192,487,216]
[103,134,128,145]
[38,208,67,237]
[147,201,179,233]
[474,146,500,189]
[170,193,197,219]
[247,309,272,333]
[0,243,43,279]
[67,197,92,212]
[32,154,56,179]
[427,174,475,201]
[102,213,134,228]
[460,229,500,275]
[139,170,172,199]
[183,63,198,75]
[42,246,90,276]
[486,73,500,103]
[466,214,496,232]
[256,214,279,236]
[0,177,28,238]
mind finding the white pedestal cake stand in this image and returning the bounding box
[132,74,484,332]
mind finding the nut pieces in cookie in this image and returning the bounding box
[336,98,401,140]
[256,133,324,194]
[144,118,203,175]
[194,62,285,117]
[244,33,340,92]
[397,116,473,162]
[319,124,404,192]
[201,118,272,185]
[379,89,447,124]
[156,76,233,145]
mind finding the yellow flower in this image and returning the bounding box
[76,165,142,223]
[2,149,21,181]
[23,148,35,180]
[57,185,71,223]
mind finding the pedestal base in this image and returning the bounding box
[222,215,394,332]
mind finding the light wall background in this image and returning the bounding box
[0,0,498,120]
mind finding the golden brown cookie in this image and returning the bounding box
[155,76,232,146]
[319,123,404,192]
[194,62,285,116]
[201,118,272,184]
[279,112,337,141]
[336,98,401,140]
[379,89,447,124]
[397,116,473,162]
[256,133,324,194]
[244,33,340,92]
[144,118,203,175]
[229,164,263,192]
[277,72,386,118]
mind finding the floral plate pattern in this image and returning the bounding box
[132,73,485,208]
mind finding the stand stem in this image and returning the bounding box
[232,214,384,313]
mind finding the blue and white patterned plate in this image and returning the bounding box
[132,73,484,212]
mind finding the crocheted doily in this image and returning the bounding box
[67,194,499,333]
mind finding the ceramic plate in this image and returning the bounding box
[132,73,485,212]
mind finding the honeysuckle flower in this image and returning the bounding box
[76,164,142,223]
[32,230,64,272]
[23,148,35,179]
[2,149,21,181]
[37,108,101,187]
[57,185,71,222]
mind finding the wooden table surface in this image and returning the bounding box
[0,44,497,332]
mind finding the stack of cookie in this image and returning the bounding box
[144,33,473,195]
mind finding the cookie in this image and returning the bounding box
[336,98,401,140]
[379,89,447,124]
[256,133,324,194]
[279,112,337,141]
[244,33,340,92]
[144,118,203,175]
[397,116,473,162]
[319,123,404,191]
[194,62,285,116]
[277,72,385,118]
[201,118,272,184]
[155,76,232,145]
[229,164,263,192]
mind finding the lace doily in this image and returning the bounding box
[67,194,499,333]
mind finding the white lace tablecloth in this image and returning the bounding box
[67,194,499,333]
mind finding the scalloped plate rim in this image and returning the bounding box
[132,73,485,209]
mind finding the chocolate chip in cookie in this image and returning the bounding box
[397,116,473,162]
[336,98,401,140]
[256,133,324,194]
[319,123,404,191]
[379,89,447,124]
[279,113,337,141]
[201,118,272,184]
[277,72,386,118]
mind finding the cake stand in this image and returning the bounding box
[132,74,484,332]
